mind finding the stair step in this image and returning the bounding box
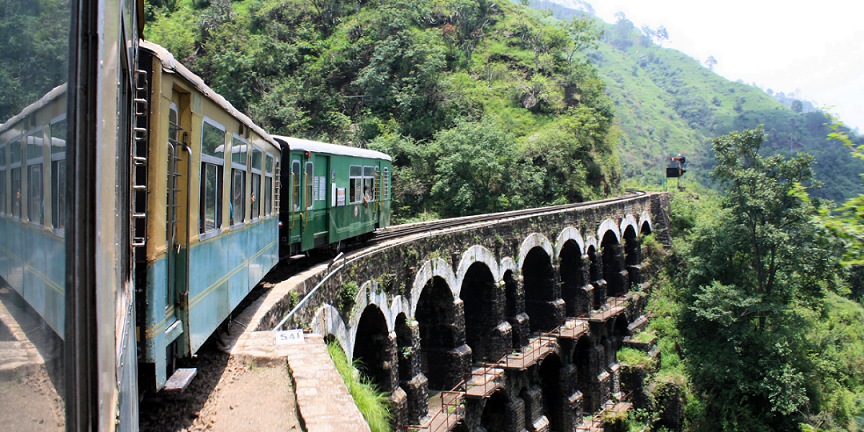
[164,368,197,393]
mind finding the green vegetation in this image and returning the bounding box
[145,0,624,221]
[639,127,864,431]
[529,1,864,203]
[327,339,393,432]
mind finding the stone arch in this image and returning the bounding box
[639,211,653,235]
[480,390,513,432]
[613,313,630,352]
[461,260,509,362]
[559,239,589,317]
[555,227,584,258]
[596,219,621,245]
[311,304,349,356]
[394,313,414,384]
[517,233,554,271]
[501,261,529,349]
[499,257,517,276]
[539,353,566,432]
[353,304,395,392]
[573,335,593,413]
[619,214,639,241]
[522,246,562,332]
[410,258,458,317]
[455,245,500,292]
[601,229,628,298]
[585,238,605,308]
[415,275,469,390]
[622,225,639,267]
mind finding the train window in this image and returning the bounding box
[10,136,22,218]
[251,146,263,219]
[264,154,274,217]
[26,128,44,225]
[305,162,314,210]
[363,166,375,202]
[383,167,390,201]
[292,160,301,212]
[349,165,362,204]
[0,143,5,215]
[50,116,66,232]
[200,119,226,235]
[230,136,247,226]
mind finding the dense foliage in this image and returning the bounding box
[645,128,864,431]
[145,0,623,221]
[529,1,864,203]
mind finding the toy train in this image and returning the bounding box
[0,5,390,427]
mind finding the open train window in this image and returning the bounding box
[264,154,274,217]
[50,115,66,233]
[292,160,301,212]
[305,161,314,210]
[230,135,247,227]
[10,135,22,219]
[349,165,362,204]
[383,167,390,201]
[26,127,44,226]
[199,118,225,237]
[251,145,263,220]
[363,166,376,202]
[0,141,6,216]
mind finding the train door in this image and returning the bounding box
[301,156,315,250]
[288,152,303,252]
[165,99,190,365]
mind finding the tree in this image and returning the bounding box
[791,99,803,113]
[654,25,668,46]
[680,126,837,429]
[704,55,717,70]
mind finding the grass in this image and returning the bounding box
[327,340,393,432]
[616,347,650,367]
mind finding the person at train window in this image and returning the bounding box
[363,185,371,206]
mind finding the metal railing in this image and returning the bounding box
[576,390,634,431]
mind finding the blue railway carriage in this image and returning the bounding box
[272,136,392,257]
[137,41,282,391]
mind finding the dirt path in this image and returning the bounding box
[139,347,300,432]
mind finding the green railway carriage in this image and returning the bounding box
[272,136,391,257]
[137,41,282,391]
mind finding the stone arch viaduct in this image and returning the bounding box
[261,192,670,431]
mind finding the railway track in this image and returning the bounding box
[369,190,648,243]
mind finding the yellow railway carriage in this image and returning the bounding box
[136,41,282,391]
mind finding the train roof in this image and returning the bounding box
[140,40,280,150]
[0,83,67,134]
[272,135,392,162]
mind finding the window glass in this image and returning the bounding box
[265,154,273,173]
[251,173,260,218]
[50,119,66,154]
[291,161,301,212]
[11,166,21,218]
[305,162,313,210]
[231,137,247,167]
[0,144,5,215]
[50,119,66,230]
[349,165,362,203]
[201,121,225,159]
[10,136,22,164]
[264,177,272,217]
[252,147,263,171]
[383,167,390,201]
[199,120,225,234]
[26,129,43,159]
[28,163,43,225]
[231,169,245,225]
[363,166,375,202]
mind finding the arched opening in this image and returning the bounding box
[461,262,505,362]
[504,269,528,349]
[573,336,593,414]
[613,314,630,352]
[523,247,560,332]
[623,226,639,267]
[395,313,414,384]
[587,245,604,308]
[601,230,627,298]
[640,221,652,236]
[416,276,466,390]
[353,304,393,392]
[539,353,565,431]
[480,390,511,431]
[559,240,588,317]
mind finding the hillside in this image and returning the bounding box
[531,0,864,202]
[145,0,625,221]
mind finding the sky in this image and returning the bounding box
[554,0,864,131]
